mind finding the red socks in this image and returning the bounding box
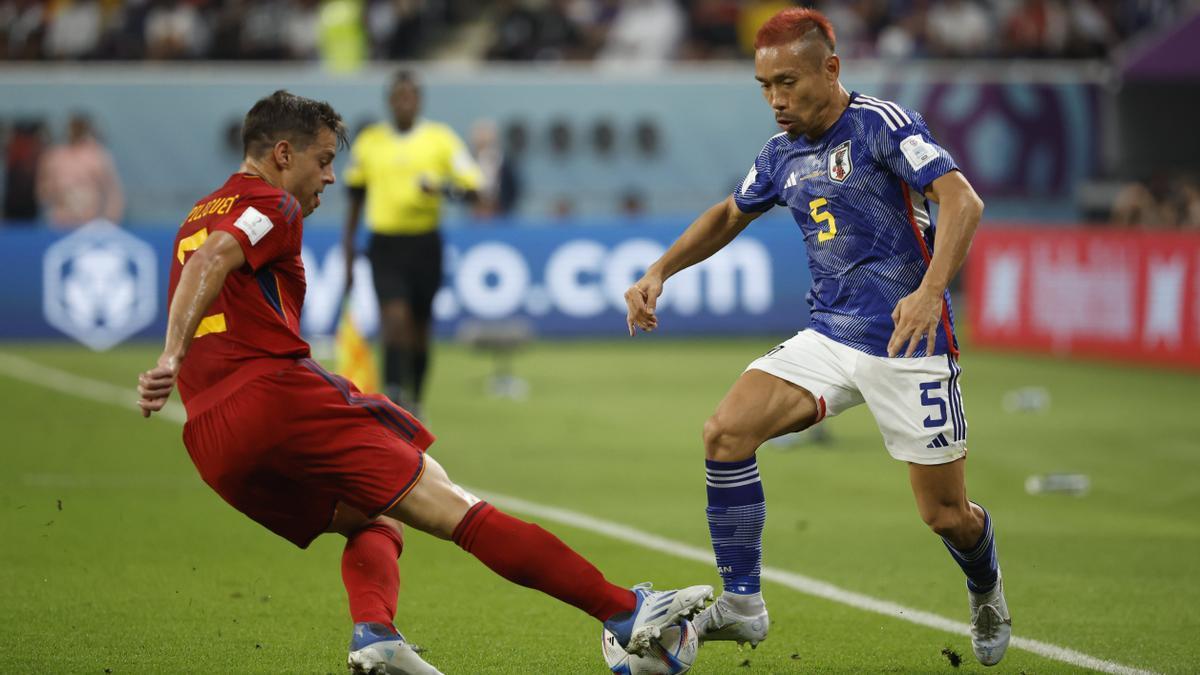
[452,502,636,621]
[341,520,404,626]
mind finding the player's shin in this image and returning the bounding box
[942,501,999,593]
[451,501,636,621]
[705,456,766,602]
[341,521,404,627]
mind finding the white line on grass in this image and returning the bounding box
[0,350,1156,675]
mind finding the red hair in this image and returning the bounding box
[754,8,836,52]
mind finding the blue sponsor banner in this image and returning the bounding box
[0,219,812,347]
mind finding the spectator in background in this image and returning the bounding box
[36,114,124,227]
[598,0,686,66]
[1003,0,1069,57]
[367,0,425,60]
[470,119,521,219]
[241,0,289,60]
[681,0,740,60]
[144,0,209,60]
[926,0,993,56]
[736,0,792,56]
[487,0,541,60]
[208,0,247,59]
[1065,0,1116,57]
[1111,175,1200,229]
[3,119,45,223]
[285,0,320,59]
[1,0,47,59]
[318,0,368,72]
[619,188,646,218]
[1180,179,1200,229]
[534,0,588,60]
[876,8,927,58]
[44,0,102,60]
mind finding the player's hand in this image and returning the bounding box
[888,287,943,357]
[624,273,664,336]
[418,175,439,195]
[137,353,181,418]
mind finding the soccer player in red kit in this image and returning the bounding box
[136,90,710,675]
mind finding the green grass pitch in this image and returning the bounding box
[1,338,1197,673]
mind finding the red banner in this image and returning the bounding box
[965,226,1200,369]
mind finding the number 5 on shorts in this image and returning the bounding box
[919,381,947,428]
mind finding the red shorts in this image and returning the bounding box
[181,358,435,548]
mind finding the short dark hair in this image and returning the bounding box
[242,90,348,158]
[390,69,419,91]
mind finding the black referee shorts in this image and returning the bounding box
[367,231,443,320]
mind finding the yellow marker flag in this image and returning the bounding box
[335,306,378,393]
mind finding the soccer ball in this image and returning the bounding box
[601,619,699,675]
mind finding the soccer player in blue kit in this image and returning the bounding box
[624,7,1010,667]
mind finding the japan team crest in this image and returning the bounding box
[829,140,852,183]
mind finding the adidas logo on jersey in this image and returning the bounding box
[783,169,823,190]
[926,433,950,449]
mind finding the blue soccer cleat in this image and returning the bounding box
[347,622,442,675]
[603,582,714,656]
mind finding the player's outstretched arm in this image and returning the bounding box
[888,171,984,357]
[624,195,761,335]
[137,231,246,417]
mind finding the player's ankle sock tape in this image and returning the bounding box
[453,501,635,621]
[342,521,404,625]
[706,456,765,595]
[942,501,999,594]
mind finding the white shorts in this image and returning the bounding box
[747,329,968,465]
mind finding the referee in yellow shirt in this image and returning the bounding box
[342,70,483,415]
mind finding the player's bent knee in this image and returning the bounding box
[383,459,473,540]
[922,507,967,539]
[702,415,758,462]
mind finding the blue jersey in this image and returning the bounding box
[734,91,960,358]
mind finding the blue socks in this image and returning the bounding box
[705,457,765,595]
[943,502,999,594]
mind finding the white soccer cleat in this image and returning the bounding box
[602,582,714,656]
[695,593,769,648]
[968,573,1011,666]
[347,623,443,675]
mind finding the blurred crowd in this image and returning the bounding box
[1111,175,1200,230]
[488,0,1194,63]
[0,0,472,62]
[3,114,124,227]
[0,0,1193,63]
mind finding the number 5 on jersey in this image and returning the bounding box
[810,197,837,242]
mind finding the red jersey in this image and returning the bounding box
[169,173,310,414]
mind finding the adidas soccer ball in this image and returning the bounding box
[601,619,699,675]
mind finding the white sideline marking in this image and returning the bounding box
[0,350,1157,675]
[0,351,187,424]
